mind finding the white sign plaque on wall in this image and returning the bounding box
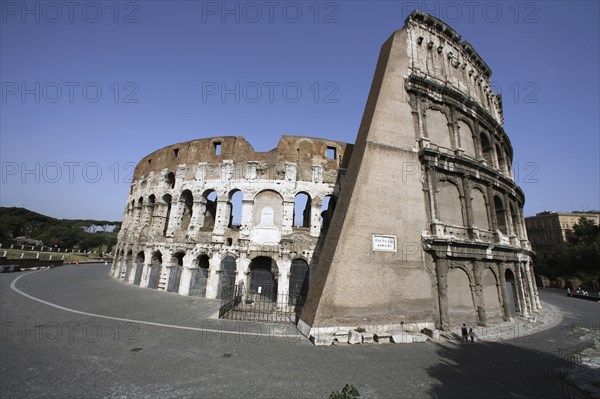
[372,234,397,252]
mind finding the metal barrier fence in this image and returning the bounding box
[218,283,304,325]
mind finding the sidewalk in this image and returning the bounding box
[442,301,564,343]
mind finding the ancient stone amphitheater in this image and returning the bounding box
[113,10,540,340]
[112,136,350,302]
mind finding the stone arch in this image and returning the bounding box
[293,192,311,228]
[504,268,518,318]
[321,194,337,230]
[248,256,278,302]
[219,254,237,297]
[179,190,193,231]
[146,194,156,231]
[189,254,210,297]
[447,266,477,323]
[165,171,175,189]
[148,250,162,289]
[479,131,494,165]
[482,267,502,321]
[426,107,453,150]
[167,251,185,293]
[457,118,476,157]
[161,194,172,237]
[471,187,490,230]
[228,189,243,228]
[493,195,508,234]
[289,258,310,305]
[252,190,283,245]
[437,180,464,227]
[495,143,507,174]
[132,251,145,285]
[202,189,217,229]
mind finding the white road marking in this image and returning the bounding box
[9,270,303,339]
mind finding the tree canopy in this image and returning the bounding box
[0,207,121,253]
[537,217,600,281]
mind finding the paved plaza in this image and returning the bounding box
[1,264,598,398]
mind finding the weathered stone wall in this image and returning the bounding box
[298,11,540,340]
[113,135,353,303]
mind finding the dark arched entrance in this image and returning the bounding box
[219,255,237,298]
[504,268,518,318]
[249,257,278,302]
[133,251,144,285]
[189,254,210,297]
[167,252,185,293]
[148,251,162,289]
[289,259,309,306]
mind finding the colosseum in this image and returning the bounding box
[113,10,541,342]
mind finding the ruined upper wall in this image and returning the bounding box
[404,10,503,125]
[132,136,353,181]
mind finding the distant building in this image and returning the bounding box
[525,211,600,260]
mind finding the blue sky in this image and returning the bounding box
[1,0,599,220]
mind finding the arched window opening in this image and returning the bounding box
[203,190,217,229]
[166,172,175,189]
[458,120,476,157]
[147,195,156,227]
[471,188,490,231]
[438,181,464,227]
[180,190,193,231]
[162,194,172,237]
[171,251,184,267]
[228,190,243,228]
[426,108,452,150]
[480,133,494,165]
[293,192,311,228]
[494,196,508,234]
[321,195,337,229]
[495,144,507,174]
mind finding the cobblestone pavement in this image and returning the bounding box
[1,264,598,398]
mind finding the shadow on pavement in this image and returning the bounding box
[425,340,591,398]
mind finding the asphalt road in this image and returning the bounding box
[1,264,598,398]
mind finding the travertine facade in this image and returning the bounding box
[113,11,540,340]
[112,136,352,304]
[298,11,540,339]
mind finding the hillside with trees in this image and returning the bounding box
[536,217,600,285]
[0,207,121,254]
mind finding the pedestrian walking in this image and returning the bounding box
[461,323,468,342]
[469,328,476,343]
